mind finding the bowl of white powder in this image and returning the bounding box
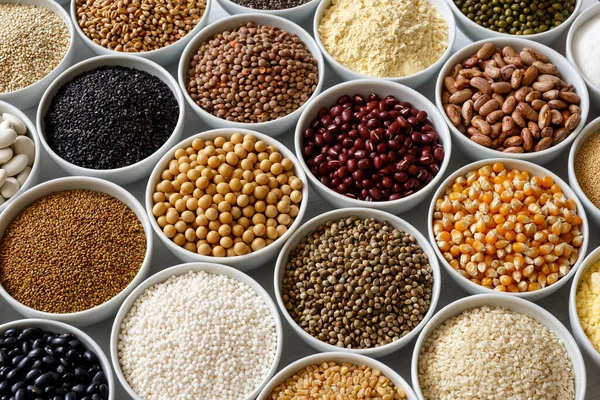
[567,3,600,109]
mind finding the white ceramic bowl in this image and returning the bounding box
[0,101,41,214]
[569,245,600,369]
[217,0,321,24]
[313,0,456,88]
[436,37,589,165]
[0,176,153,327]
[0,318,116,399]
[111,262,283,400]
[257,352,418,400]
[0,0,75,110]
[428,158,589,302]
[274,207,441,358]
[178,13,325,137]
[71,0,212,66]
[566,3,600,110]
[36,55,185,186]
[568,116,600,228]
[411,294,587,399]
[146,128,309,271]
[294,79,452,214]
[448,0,581,45]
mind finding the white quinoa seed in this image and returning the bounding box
[117,270,278,400]
[417,306,575,400]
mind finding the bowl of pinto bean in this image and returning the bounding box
[436,37,589,165]
[294,79,452,214]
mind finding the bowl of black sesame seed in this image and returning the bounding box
[273,207,442,358]
[217,0,321,25]
[36,54,186,186]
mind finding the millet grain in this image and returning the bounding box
[575,130,600,209]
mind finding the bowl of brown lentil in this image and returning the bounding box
[412,294,586,399]
[257,352,417,400]
[428,158,588,301]
[146,128,308,271]
[217,0,321,25]
[274,207,441,358]
[0,176,153,327]
[177,14,324,137]
[0,0,75,110]
[70,0,211,66]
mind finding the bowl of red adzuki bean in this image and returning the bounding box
[295,79,451,214]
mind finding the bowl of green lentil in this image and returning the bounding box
[0,0,75,110]
[217,0,321,25]
[449,0,581,45]
[0,176,153,327]
[273,207,441,358]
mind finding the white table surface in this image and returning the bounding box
[2,0,600,398]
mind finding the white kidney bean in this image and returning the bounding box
[13,136,34,166]
[0,148,13,164]
[0,169,7,188]
[0,177,18,198]
[2,154,27,177]
[2,113,26,135]
[16,167,30,186]
[0,129,16,148]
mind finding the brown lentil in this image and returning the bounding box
[0,4,70,93]
[0,190,146,314]
[432,162,584,292]
[186,22,319,123]
[76,0,206,53]
[268,361,407,399]
[152,133,303,257]
[575,131,600,209]
[282,216,433,349]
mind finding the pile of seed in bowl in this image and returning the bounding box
[230,0,311,10]
[282,216,434,349]
[186,22,319,123]
[0,326,109,400]
[574,130,600,209]
[417,305,575,399]
[75,0,206,52]
[0,190,146,314]
[0,112,35,203]
[576,260,600,352]
[44,66,179,170]
[117,270,278,400]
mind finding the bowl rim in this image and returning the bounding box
[145,127,309,266]
[565,2,600,97]
[36,54,186,176]
[0,0,75,97]
[218,0,321,14]
[427,157,589,300]
[110,261,284,400]
[0,176,154,320]
[0,318,116,400]
[435,36,590,161]
[448,0,582,41]
[70,0,213,58]
[410,293,587,399]
[293,78,452,208]
[0,100,42,213]
[177,12,325,131]
[273,207,442,356]
[312,0,456,82]
[256,351,418,400]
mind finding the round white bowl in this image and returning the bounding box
[411,294,586,399]
[0,176,153,327]
[448,0,581,45]
[428,158,589,302]
[71,0,212,66]
[146,127,309,271]
[0,101,41,214]
[0,318,116,399]
[568,115,600,228]
[0,0,75,110]
[313,0,456,88]
[566,3,600,110]
[569,245,600,369]
[257,352,418,400]
[178,13,325,137]
[436,37,589,166]
[294,79,452,214]
[217,0,321,25]
[111,262,283,400]
[274,207,441,358]
[36,54,185,186]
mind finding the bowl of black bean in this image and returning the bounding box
[0,318,114,400]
